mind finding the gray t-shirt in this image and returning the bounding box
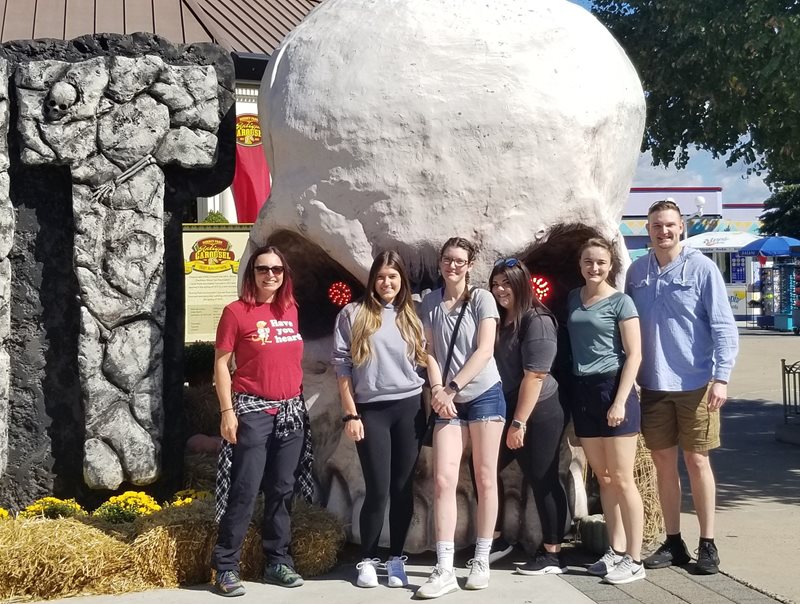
[495,309,558,403]
[419,287,501,403]
[331,301,424,403]
[566,288,638,376]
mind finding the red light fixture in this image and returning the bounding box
[529,275,551,301]
[328,281,352,307]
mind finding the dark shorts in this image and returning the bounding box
[435,382,506,426]
[570,370,640,438]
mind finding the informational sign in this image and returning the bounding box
[183,225,250,342]
[730,252,746,283]
[726,284,747,318]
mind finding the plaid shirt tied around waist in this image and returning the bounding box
[215,392,315,523]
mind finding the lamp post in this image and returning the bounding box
[682,195,706,240]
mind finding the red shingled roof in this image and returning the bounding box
[0,0,321,54]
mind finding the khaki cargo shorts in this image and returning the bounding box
[640,384,720,452]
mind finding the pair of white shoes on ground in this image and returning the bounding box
[416,558,490,599]
[356,556,408,588]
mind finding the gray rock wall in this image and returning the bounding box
[0,60,9,477]
[0,34,234,507]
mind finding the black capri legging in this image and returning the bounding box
[472,390,569,546]
[355,393,423,558]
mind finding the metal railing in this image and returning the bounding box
[781,359,800,424]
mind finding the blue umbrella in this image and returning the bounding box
[737,236,800,257]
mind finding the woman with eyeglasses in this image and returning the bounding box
[566,237,645,585]
[331,251,427,589]
[487,258,569,575]
[416,237,505,599]
[211,245,312,596]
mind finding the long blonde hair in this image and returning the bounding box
[351,251,427,367]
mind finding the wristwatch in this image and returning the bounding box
[511,419,526,430]
[447,380,461,393]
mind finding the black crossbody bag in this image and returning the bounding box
[419,291,470,449]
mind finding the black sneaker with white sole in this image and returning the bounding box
[643,539,691,569]
[516,549,565,575]
[488,537,513,563]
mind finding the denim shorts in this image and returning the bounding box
[435,382,506,426]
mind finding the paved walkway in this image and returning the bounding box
[27,329,800,604]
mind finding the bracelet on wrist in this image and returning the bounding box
[430,383,443,390]
[220,407,234,414]
[342,414,362,424]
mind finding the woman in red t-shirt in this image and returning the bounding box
[210,245,312,595]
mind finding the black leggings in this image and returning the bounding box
[355,393,422,558]
[472,390,569,545]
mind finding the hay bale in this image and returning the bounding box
[225,499,345,580]
[183,452,218,492]
[634,435,664,546]
[132,498,217,587]
[290,499,346,577]
[0,517,150,600]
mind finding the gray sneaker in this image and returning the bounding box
[464,558,490,590]
[214,569,246,597]
[587,546,623,576]
[263,563,304,588]
[416,565,459,599]
[604,554,646,585]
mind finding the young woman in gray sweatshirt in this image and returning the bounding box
[331,250,428,589]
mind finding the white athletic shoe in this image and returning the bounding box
[356,558,381,588]
[464,558,490,590]
[416,565,459,599]
[587,546,623,577]
[386,555,409,587]
[603,554,646,585]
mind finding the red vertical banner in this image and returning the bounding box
[231,114,271,223]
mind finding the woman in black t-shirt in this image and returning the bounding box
[488,258,569,575]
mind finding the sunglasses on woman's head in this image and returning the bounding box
[254,265,284,275]
[494,258,521,268]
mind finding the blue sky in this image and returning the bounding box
[567,0,771,204]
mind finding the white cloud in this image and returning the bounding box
[632,149,771,203]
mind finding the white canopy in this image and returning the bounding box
[683,231,759,253]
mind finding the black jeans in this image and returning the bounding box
[212,410,305,571]
[355,393,422,558]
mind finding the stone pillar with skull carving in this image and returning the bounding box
[0,37,234,502]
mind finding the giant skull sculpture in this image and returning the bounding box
[251,0,645,551]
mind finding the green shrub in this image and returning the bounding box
[202,210,229,224]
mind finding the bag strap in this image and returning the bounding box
[418,291,471,451]
[441,290,470,381]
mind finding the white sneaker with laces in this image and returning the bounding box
[386,555,408,587]
[464,558,490,590]
[356,558,381,588]
[603,554,646,585]
[416,565,459,599]
[586,546,623,576]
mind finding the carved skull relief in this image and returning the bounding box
[252,0,645,551]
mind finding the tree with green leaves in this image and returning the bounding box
[592,1,800,186]
[760,185,800,237]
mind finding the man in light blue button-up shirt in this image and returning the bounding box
[625,200,738,576]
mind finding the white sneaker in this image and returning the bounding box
[356,558,381,588]
[416,565,459,599]
[464,558,489,590]
[603,554,646,585]
[386,555,408,587]
[586,546,623,577]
